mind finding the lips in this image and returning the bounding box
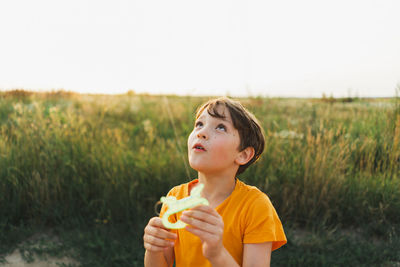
[193,143,206,151]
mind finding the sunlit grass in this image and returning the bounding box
[0,90,399,265]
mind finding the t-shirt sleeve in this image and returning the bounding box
[243,194,287,251]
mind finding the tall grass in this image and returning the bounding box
[0,91,399,235]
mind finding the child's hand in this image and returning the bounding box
[143,217,177,252]
[181,205,225,261]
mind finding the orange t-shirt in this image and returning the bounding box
[160,179,287,266]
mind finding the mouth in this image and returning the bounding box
[193,143,206,151]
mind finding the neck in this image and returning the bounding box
[197,171,237,208]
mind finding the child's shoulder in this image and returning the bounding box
[236,179,268,197]
[235,179,275,208]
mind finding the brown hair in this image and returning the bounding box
[195,97,265,175]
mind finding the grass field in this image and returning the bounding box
[0,90,399,266]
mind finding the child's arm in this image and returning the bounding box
[181,205,240,267]
[242,242,272,267]
[144,217,176,267]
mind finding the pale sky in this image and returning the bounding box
[0,0,399,97]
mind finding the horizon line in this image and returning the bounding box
[1,88,398,100]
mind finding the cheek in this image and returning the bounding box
[187,131,195,147]
[212,136,236,157]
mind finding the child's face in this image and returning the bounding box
[187,105,242,175]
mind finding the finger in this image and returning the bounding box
[150,217,172,229]
[144,233,175,248]
[188,205,221,219]
[181,215,222,236]
[180,210,223,235]
[146,218,178,240]
[144,242,172,252]
[182,209,222,226]
[185,225,223,242]
[145,224,178,240]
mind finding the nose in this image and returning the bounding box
[196,127,208,139]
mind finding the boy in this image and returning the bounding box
[144,97,286,267]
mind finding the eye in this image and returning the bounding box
[195,121,203,128]
[216,124,226,131]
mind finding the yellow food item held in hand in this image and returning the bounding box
[160,183,209,229]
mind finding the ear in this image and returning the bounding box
[235,146,255,166]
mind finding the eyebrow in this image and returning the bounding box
[197,115,232,124]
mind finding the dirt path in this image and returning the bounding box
[1,231,79,267]
[3,250,78,267]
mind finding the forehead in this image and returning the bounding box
[197,104,233,122]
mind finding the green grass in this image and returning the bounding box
[0,90,399,266]
[273,226,400,267]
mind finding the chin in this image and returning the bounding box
[190,163,223,175]
[189,161,209,173]
[188,161,202,171]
